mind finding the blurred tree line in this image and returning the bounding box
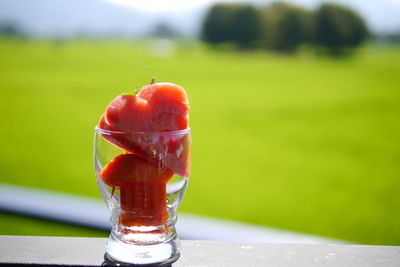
[0,22,26,37]
[202,2,369,55]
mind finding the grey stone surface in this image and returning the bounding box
[0,235,106,266]
[0,236,399,266]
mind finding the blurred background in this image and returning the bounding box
[0,0,399,245]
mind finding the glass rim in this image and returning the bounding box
[95,126,190,136]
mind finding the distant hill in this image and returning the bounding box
[0,0,208,38]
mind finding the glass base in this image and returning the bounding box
[105,231,181,266]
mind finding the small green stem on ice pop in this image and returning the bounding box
[121,87,140,96]
[121,78,155,96]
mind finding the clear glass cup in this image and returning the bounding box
[94,127,191,265]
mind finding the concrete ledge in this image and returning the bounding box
[0,236,399,266]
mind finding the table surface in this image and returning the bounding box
[0,235,399,266]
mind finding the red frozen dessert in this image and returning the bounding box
[99,82,190,177]
[98,80,190,228]
[101,153,174,188]
[105,82,189,132]
[101,153,174,227]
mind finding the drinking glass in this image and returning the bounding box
[94,127,191,265]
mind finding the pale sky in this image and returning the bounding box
[103,0,215,12]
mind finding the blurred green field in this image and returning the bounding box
[0,39,399,245]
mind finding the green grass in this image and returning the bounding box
[0,212,107,237]
[0,39,399,244]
